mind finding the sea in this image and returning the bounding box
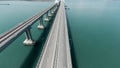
[0,0,120,68]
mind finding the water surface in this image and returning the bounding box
[66,0,120,68]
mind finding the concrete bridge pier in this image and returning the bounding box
[44,12,50,22]
[48,10,53,17]
[51,10,55,14]
[51,5,57,14]
[51,7,56,14]
[23,28,35,45]
[38,16,45,29]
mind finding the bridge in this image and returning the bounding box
[36,1,72,68]
[0,2,58,51]
[0,0,72,68]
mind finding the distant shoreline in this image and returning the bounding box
[0,4,10,5]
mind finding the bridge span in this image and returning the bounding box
[0,3,58,52]
[36,1,72,68]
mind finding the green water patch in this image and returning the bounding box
[66,0,120,68]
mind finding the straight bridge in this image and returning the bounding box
[36,1,72,68]
[0,0,72,68]
[0,2,58,51]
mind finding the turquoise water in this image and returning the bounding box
[66,0,120,68]
[0,1,53,34]
[1,0,120,68]
[0,1,54,68]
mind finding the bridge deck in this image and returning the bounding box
[36,2,72,68]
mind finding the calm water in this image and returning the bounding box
[1,0,120,68]
[0,1,53,34]
[66,0,120,68]
[0,1,54,68]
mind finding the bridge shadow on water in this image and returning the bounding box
[20,12,57,68]
[66,13,78,68]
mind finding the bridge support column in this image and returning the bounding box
[23,28,35,45]
[51,6,58,14]
[51,10,54,14]
[51,8,56,14]
[48,9,54,17]
[44,12,50,22]
[38,17,45,29]
[48,10,53,17]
